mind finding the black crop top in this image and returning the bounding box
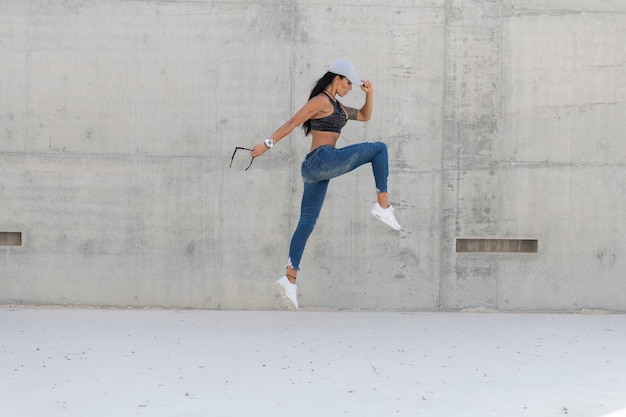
[309,92,348,134]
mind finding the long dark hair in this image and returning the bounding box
[302,72,342,136]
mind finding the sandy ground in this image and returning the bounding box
[1,308,625,417]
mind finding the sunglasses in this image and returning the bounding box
[229,147,254,171]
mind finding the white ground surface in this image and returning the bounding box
[1,308,626,417]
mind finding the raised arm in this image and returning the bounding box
[342,80,374,121]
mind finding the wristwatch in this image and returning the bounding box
[264,137,275,149]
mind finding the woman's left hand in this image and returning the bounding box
[360,80,374,93]
[251,143,268,159]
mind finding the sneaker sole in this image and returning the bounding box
[275,281,298,311]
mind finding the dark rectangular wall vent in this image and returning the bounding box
[456,238,538,253]
[0,232,22,246]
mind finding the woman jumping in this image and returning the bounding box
[250,58,401,310]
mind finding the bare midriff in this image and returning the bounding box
[310,130,340,152]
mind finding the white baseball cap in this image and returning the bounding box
[328,58,363,86]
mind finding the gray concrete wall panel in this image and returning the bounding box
[1,0,625,311]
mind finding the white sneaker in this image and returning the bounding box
[275,276,298,311]
[371,202,401,230]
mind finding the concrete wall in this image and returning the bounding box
[1,0,625,311]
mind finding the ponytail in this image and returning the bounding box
[302,72,341,136]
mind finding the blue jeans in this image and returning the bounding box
[288,142,389,271]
